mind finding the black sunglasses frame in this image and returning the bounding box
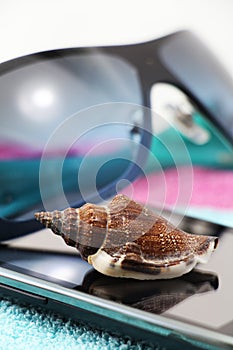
[1,30,233,240]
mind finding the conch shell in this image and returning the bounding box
[35,194,218,280]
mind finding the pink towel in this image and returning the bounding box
[121,166,233,215]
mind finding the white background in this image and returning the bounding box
[1,0,233,78]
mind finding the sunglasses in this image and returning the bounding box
[1,30,233,241]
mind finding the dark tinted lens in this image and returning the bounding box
[0,52,143,219]
[39,103,148,213]
[160,32,233,145]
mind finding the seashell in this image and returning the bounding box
[34,194,218,280]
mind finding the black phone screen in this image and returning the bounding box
[0,226,232,339]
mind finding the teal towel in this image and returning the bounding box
[0,298,156,350]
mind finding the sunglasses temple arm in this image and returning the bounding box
[0,218,43,242]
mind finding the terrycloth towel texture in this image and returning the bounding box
[0,299,157,350]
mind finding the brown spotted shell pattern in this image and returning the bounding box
[35,194,218,280]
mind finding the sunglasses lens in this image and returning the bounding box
[0,52,145,219]
[160,32,233,144]
[39,103,149,213]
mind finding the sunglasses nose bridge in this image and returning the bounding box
[150,82,211,145]
[166,102,210,145]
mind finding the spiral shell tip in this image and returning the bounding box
[34,212,41,221]
[34,211,52,228]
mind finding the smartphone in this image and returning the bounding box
[0,215,232,350]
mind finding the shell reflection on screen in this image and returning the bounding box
[35,194,218,280]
